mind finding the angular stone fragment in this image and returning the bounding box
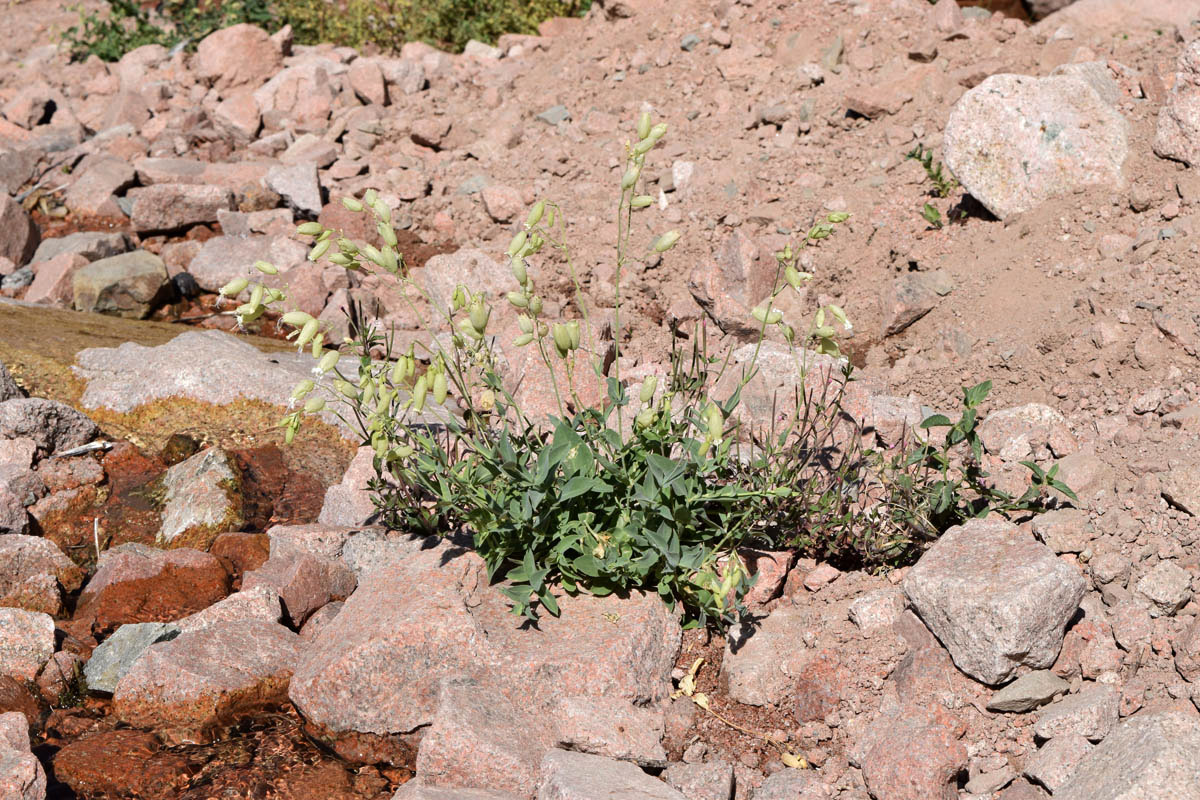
[128,184,234,233]
[1024,735,1093,794]
[194,24,282,91]
[1055,711,1200,800]
[113,619,301,744]
[904,518,1086,684]
[536,749,686,800]
[318,446,379,526]
[29,231,129,265]
[721,604,816,706]
[754,768,829,799]
[987,671,1070,713]
[157,447,244,551]
[0,711,44,800]
[175,585,281,633]
[265,162,322,216]
[0,398,98,456]
[0,196,37,268]
[944,73,1128,219]
[1033,685,1120,742]
[1135,560,1192,617]
[72,250,171,319]
[0,534,83,615]
[0,609,54,682]
[978,403,1077,462]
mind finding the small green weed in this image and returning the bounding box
[921,202,944,230]
[907,143,959,198]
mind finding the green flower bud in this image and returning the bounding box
[451,285,468,311]
[317,350,340,373]
[303,396,326,413]
[291,379,315,400]
[219,277,249,297]
[411,374,428,413]
[432,371,448,405]
[648,122,668,141]
[254,260,278,275]
[297,221,324,236]
[652,230,681,252]
[295,318,320,349]
[510,256,528,286]
[468,300,490,335]
[635,407,656,428]
[381,247,400,274]
[552,323,572,354]
[514,332,535,347]
[525,200,545,228]
[249,283,264,308]
[620,165,641,189]
[342,197,364,212]
[457,317,482,340]
[632,137,656,156]
[329,253,354,267]
[507,291,529,308]
[827,211,851,223]
[311,332,324,359]
[373,199,391,224]
[281,311,314,328]
[637,111,652,140]
[335,379,357,398]
[640,376,658,404]
[630,195,654,209]
[389,358,405,384]
[782,324,795,344]
[364,188,378,207]
[309,238,331,261]
[566,320,581,350]
[507,230,528,257]
[265,288,285,303]
[378,221,398,249]
[528,295,544,316]
[336,238,358,256]
[361,244,384,267]
[705,404,724,437]
[517,314,534,334]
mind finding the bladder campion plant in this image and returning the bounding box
[223,111,857,630]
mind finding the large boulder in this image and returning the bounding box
[1056,711,1200,800]
[944,73,1128,220]
[0,535,84,615]
[903,518,1086,685]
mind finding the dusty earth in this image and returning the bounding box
[1,0,1200,798]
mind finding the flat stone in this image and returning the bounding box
[849,588,906,636]
[317,446,379,526]
[536,105,571,126]
[663,761,735,800]
[175,585,281,633]
[987,671,1070,713]
[903,518,1086,684]
[72,250,171,319]
[157,447,244,551]
[721,604,817,706]
[84,622,180,694]
[113,619,301,744]
[1055,711,1200,800]
[392,784,521,800]
[852,706,966,800]
[1161,465,1200,516]
[0,609,54,682]
[536,749,686,800]
[753,768,829,799]
[944,73,1128,219]
[1033,685,1120,742]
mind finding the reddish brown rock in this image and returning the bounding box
[0,534,83,615]
[24,252,88,306]
[792,649,849,723]
[193,24,282,91]
[113,619,302,743]
[0,677,43,731]
[0,609,54,682]
[243,549,355,627]
[0,398,99,457]
[127,184,235,233]
[852,706,967,800]
[0,711,44,800]
[35,650,83,703]
[75,543,230,635]
[52,729,194,798]
[0,195,38,268]
[209,531,271,583]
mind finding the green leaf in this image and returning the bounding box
[964,380,992,408]
[919,414,952,429]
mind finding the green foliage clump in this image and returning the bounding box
[228,112,1074,631]
[62,0,277,61]
[275,0,589,53]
